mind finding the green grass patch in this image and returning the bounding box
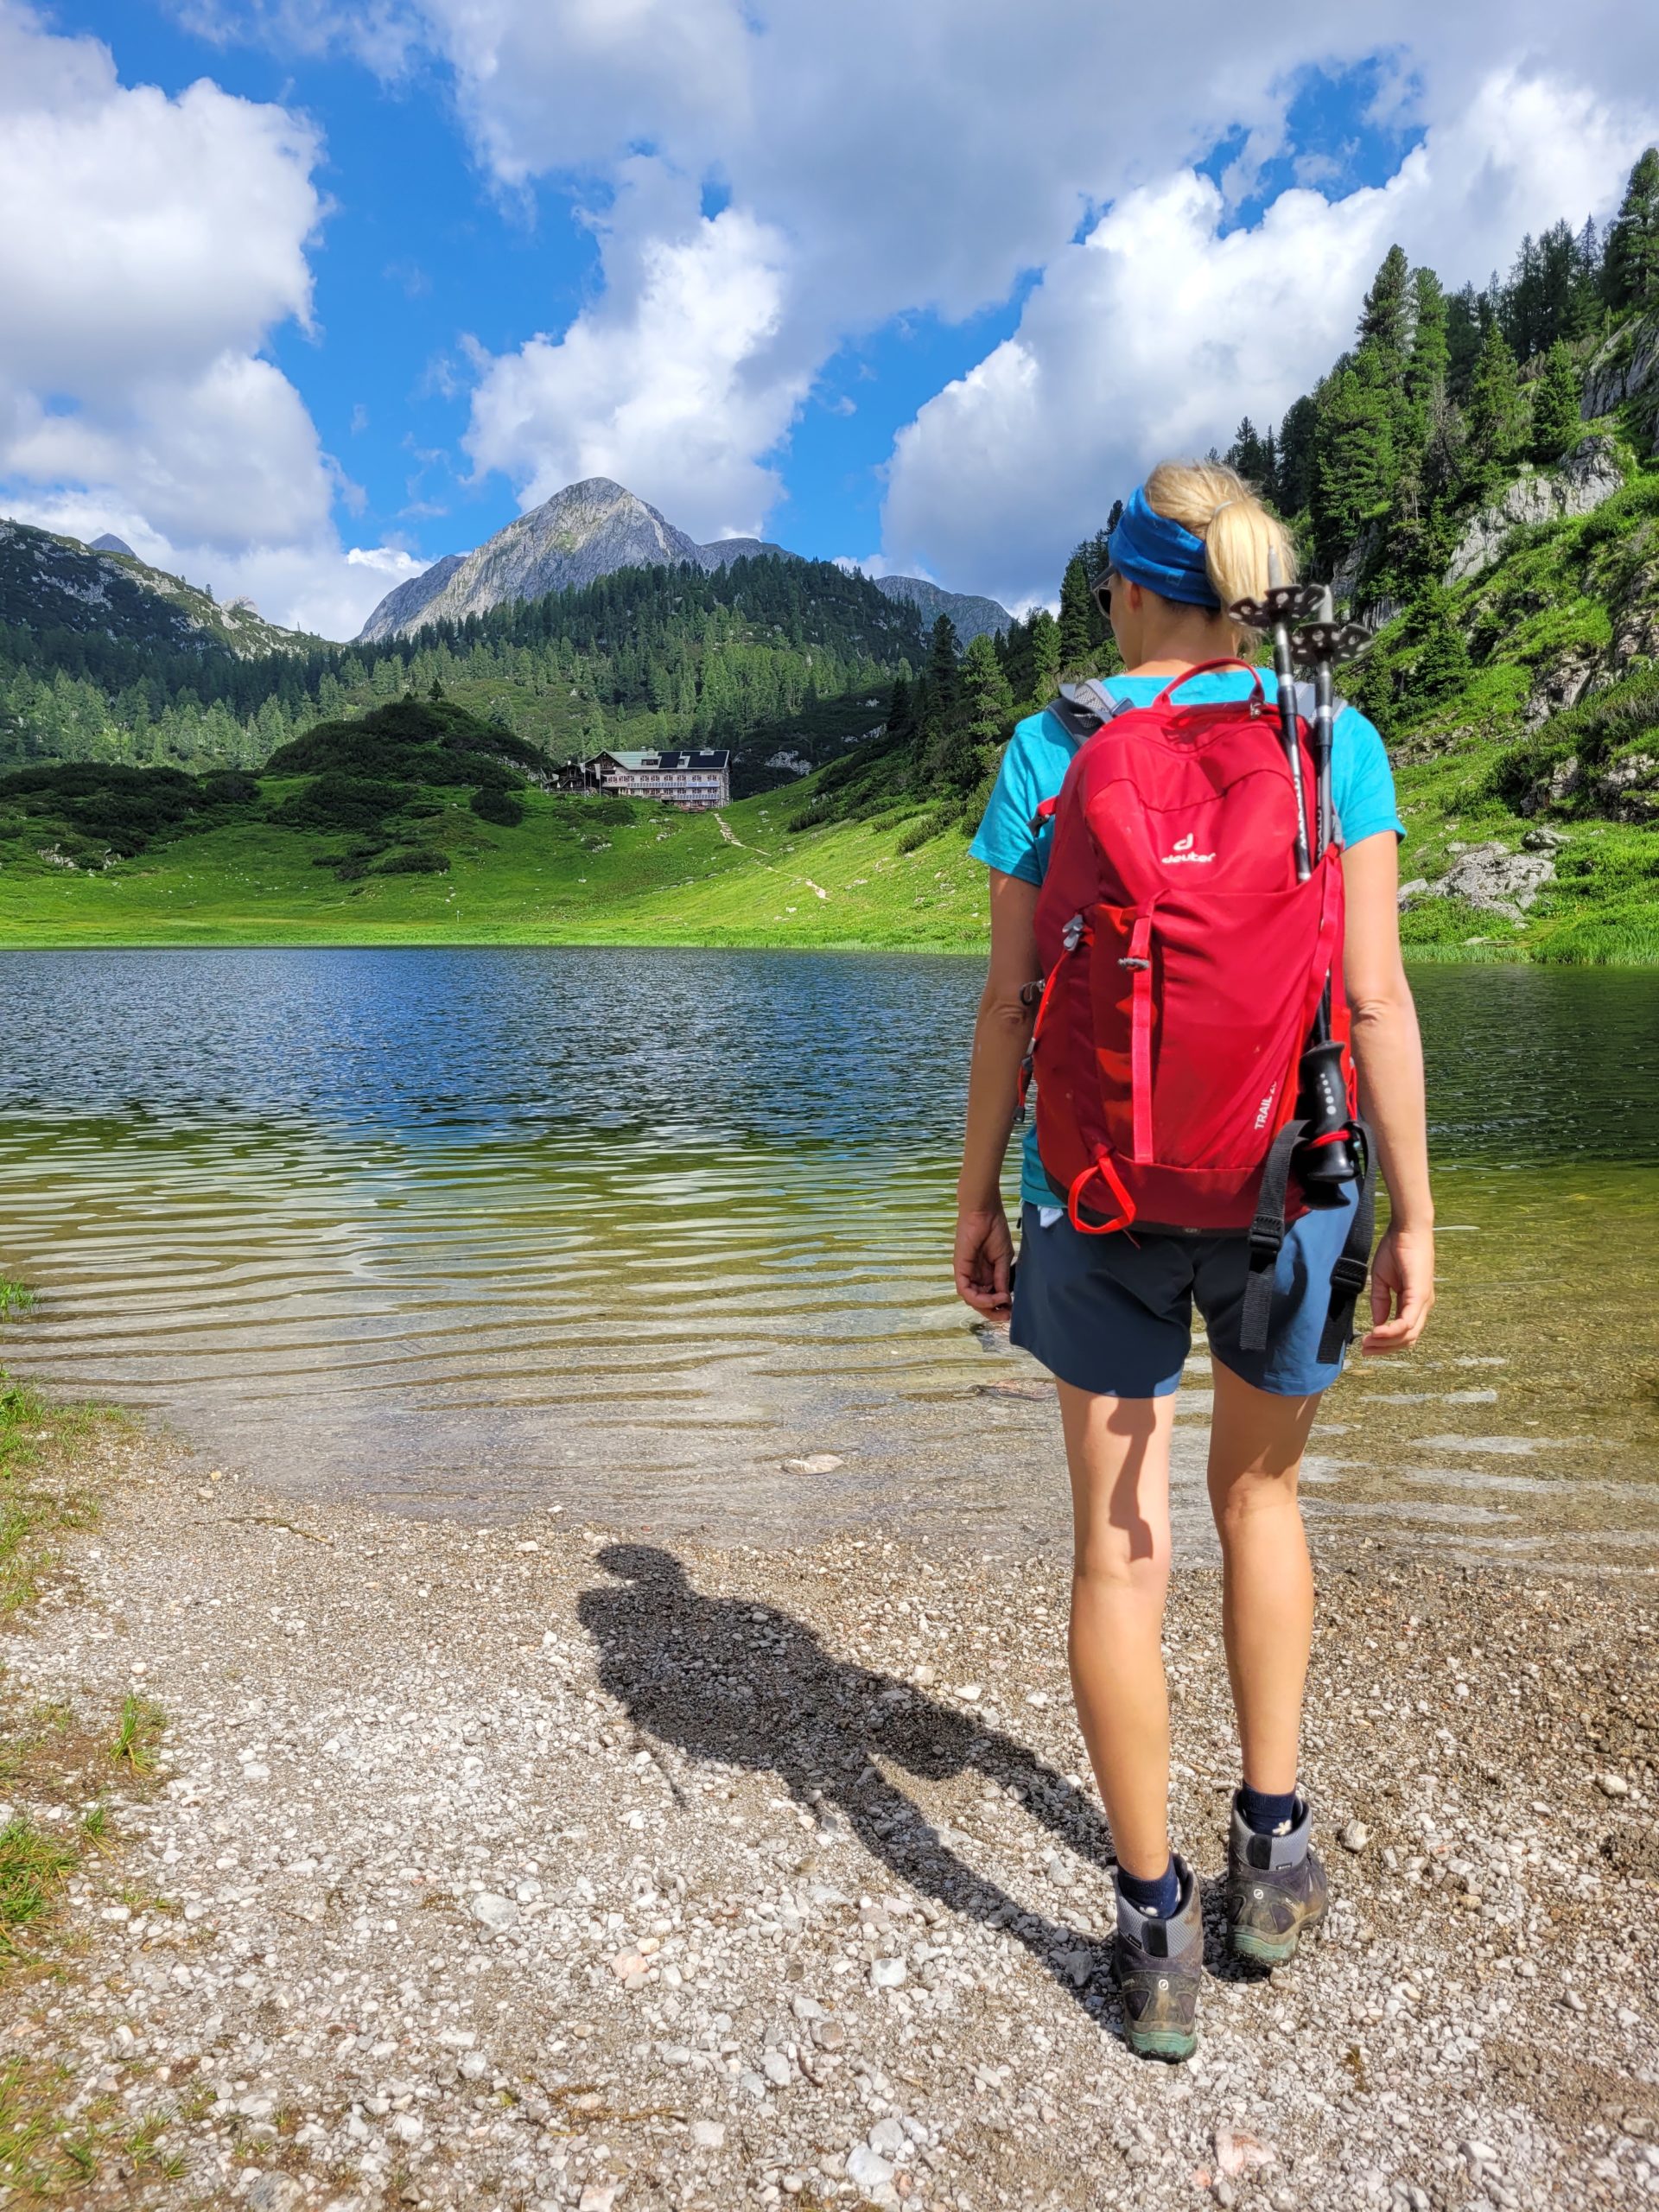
[0,2053,189,2194]
[0,1821,78,1946]
[0,1283,34,1320]
[0,1381,104,1619]
[109,1696,166,1775]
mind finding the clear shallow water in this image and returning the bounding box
[1,949,1655,1563]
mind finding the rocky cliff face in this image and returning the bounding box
[355,553,466,645]
[1444,436,1628,586]
[1582,313,1659,439]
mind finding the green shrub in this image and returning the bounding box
[895,801,963,853]
[1491,667,1659,808]
[264,696,547,780]
[470,787,524,827]
[372,846,450,874]
[0,762,210,858]
[196,770,259,806]
[270,774,411,834]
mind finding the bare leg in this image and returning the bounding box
[1056,1382,1176,1880]
[1206,1361,1321,1796]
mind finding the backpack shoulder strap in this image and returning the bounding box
[1046,679,1137,742]
[1288,681,1351,721]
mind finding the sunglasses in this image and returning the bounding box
[1090,570,1119,622]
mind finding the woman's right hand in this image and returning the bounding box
[1361,1221,1435,1354]
[954,1204,1014,1316]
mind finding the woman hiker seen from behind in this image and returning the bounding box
[954,461,1434,2061]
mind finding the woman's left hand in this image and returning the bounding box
[955,1204,1014,1316]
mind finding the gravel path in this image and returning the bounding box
[2,1421,1656,2210]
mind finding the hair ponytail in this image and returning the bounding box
[1141,460,1296,643]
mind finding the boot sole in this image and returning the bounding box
[1230,1903,1326,1967]
[1124,2021,1198,2062]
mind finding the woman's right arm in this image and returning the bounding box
[954,869,1041,1315]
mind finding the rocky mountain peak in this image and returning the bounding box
[357,478,1012,645]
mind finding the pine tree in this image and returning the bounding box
[1058,556,1095,671]
[1274,396,1319,516]
[1569,216,1604,338]
[1604,147,1659,311]
[1502,232,1542,361]
[1535,220,1579,355]
[1398,582,1471,715]
[1531,340,1583,461]
[1027,610,1061,711]
[1227,416,1269,484]
[1445,284,1485,400]
[925,612,961,720]
[1357,245,1412,360]
[1312,366,1395,570]
[918,613,976,792]
[961,632,1014,754]
[1404,267,1450,444]
[884,671,918,755]
[999,616,1033,712]
[1465,321,1528,474]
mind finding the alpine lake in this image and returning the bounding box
[1,948,1654,1570]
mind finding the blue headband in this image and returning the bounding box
[1105,485,1221,610]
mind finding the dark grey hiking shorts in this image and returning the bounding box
[1009,1191,1359,1400]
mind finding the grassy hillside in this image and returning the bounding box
[0,772,984,950]
[3,524,1657,957]
[1349,441,1659,963]
[0,696,983,950]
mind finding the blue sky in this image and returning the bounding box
[2,2,1654,635]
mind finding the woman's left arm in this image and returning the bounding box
[1343,831,1435,1353]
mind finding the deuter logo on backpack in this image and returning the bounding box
[1160,831,1216,866]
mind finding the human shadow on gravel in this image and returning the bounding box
[578,1543,1118,2021]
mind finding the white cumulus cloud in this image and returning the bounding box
[882,69,1659,607]
[189,0,1659,561]
[0,0,423,637]
[465,171,809,540]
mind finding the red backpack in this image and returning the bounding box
[1020,660,1374,1356]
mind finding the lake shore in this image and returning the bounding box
[3,1412,1655,2210]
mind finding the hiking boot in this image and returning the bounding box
[1112,1855,1202,2062]
[1227,1792,1328,1966]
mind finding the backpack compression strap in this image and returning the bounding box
[1239,1118,1379,1359]
[1316,1121,1377,1363]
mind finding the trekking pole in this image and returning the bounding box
[1226,550,1323,882]
[1288,588,1373,1189]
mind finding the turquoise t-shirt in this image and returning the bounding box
[966,669,1403,1212]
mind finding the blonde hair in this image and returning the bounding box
[1142,459,1296,644]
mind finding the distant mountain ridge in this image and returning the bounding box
[868,573,1012,644]
[358,477,1012,645]
[0,518,310,661]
